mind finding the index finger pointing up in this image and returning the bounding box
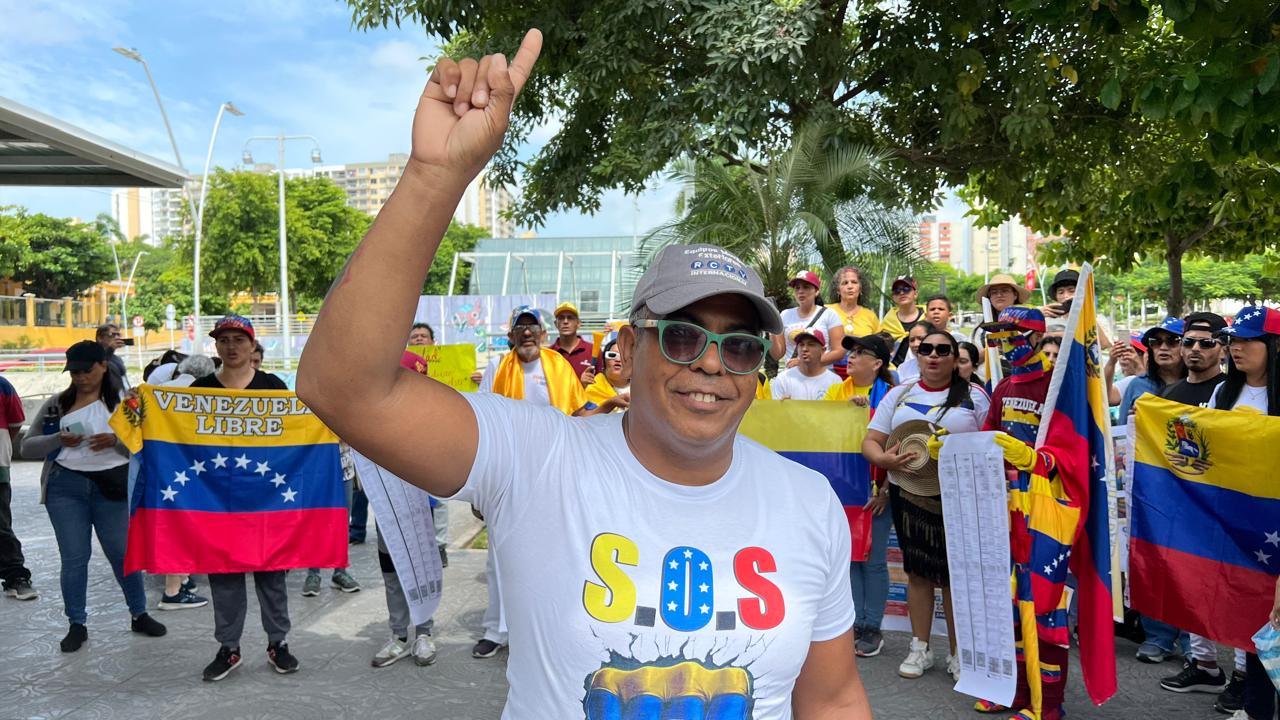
[508,28,543,97]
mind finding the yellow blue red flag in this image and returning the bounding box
[1029,263,1117,709]
[110,386,347,575]
[739,400,872,560]
[1130,395,1280,649]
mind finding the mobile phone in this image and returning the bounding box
[63,421,86,436]
[121,338,135,346]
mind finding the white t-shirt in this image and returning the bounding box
[771,368,842,401]
[57,401,127,472]
[148,362,180,385]
[779,306,841,359]
[1208,383,1269,414]
[868,381,991,437]
[453,393,856,719]
[479,355,551,407]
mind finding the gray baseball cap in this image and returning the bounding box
[631,244,783,334]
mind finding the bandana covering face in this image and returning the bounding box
[991,329,1044,375]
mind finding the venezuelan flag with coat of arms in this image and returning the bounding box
[110,386,348,574]
[1028,263,1117,711]
[1129,394,1280,650]
[738,400,874,561]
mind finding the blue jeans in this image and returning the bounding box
[850,503,892,630]
[1141,615,1189,654]
[349,485,369,542]
[45,465,147,625]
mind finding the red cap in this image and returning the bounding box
[788,270,821,291]
[400,350,429,375]
[789,327,827,347]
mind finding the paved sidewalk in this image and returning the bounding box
[2,460,1234,719]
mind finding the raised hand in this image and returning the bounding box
[411,29,543,180]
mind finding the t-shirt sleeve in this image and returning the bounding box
[866,385,903,434]
[453,392,567,528]
[811,483,857,641]
[819,310,842,348]
[0,378,23,426]
[970,385,992,427]
[478,356,499,393]
[770,374,788,400]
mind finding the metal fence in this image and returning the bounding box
[33,298,65,327]
[0,297,25,327]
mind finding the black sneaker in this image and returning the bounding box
[1213,670,1246,713]
[203,646,242,682]
[158,588,209,610]
[855,628,884,657]
[267,641,299,674]
[4,578,37,600]
[472,638,504,658]
[1160,660,1226,693]
[60,623,87,653]
[439,544,449,568]
[182,576,198,593]
[131,612,167,637]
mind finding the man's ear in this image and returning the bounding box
[618,325,639,375]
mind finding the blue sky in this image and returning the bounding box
[0,0,963,235]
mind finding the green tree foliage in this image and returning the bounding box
[175,169,373,305]
[0,206,114,296]
[425,221,487,296]
[641,126,920,308]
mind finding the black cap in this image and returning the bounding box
[1183,311,1227,334]
[63,340,106,372]
[841,334,891,365]
[1049,269,1079,296]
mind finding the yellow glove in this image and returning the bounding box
[927,428,949,460]
[993,431,1037,471]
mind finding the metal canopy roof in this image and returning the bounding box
[0,96,188,188]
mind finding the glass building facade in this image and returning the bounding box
[463,236,641,317]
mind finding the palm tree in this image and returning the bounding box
[640,124,927,310]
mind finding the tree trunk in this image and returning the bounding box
[1164,234,1185,317]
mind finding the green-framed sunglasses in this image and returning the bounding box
[634,319,768,375]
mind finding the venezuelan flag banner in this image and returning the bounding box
[1129,395,1280,650]
[739,400,872,560]
[110,386,348,574]
[1031,263,1116,709]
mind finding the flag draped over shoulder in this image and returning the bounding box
[1031,263,1117,708]
[739,400,873,561]
[110,386,347,574]
[1129,395,1280,650]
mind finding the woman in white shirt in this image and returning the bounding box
[20,341,167,652]
[770,270,844,368]
[861,325,990,683]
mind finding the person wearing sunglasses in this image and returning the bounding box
[862,324,990,682]
[880,275,925,345]
[1209,306,1280,720]
[1118,317,1188,430]
[771,329,842,401]
[771,270,845,370]
[1153,311,1244,710]
[295,40,873,714]
[582,331,631,414]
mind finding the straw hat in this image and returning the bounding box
[885,419,941,496]
[977,273,1031,304]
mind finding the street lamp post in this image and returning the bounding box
[242,135,322,369]
[121,250,149,332]
[194,102,244,336]
[112,47,198,221]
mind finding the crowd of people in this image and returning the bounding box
[3,34,1279,718]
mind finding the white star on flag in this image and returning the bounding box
[281,488,297,503]
[698,561,709,571]
[271,473,287,488]
[255,461,271,476]
[667,581,678,591]
[682,549,693,559]
[698,583,709,593]
[161,486,178,502]
[667,601,677,611]
[699,604,710,614]
[173,471,189,485]
[1266,531,1280,547]
[1257,549,1272,565]
[669,560,679,570]
[211,453,228,468]
[234,454,251,469]
[190,460,205,475]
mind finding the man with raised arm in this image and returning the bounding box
[297,30,871,719]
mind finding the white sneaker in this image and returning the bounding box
[898,637,934,678]
[947,653,960,681]
[371,637,410,668]
[412,634,437,666]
